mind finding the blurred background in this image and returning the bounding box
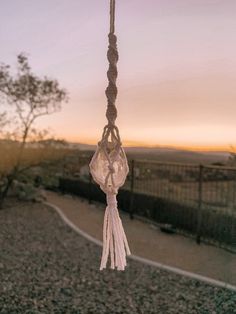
[0,1,235,313]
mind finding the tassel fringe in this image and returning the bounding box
[100,193,131,270]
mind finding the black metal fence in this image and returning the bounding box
[60,155,236,252]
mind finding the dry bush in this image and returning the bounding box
[0,142,71,177]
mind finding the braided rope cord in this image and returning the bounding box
[105,0,119,131]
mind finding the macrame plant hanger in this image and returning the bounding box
[89,0,131,271]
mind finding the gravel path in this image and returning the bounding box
[46,191,236,286]
[0,200,235,314]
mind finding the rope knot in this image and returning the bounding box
[108,33,117,44]
[108,164,115,174]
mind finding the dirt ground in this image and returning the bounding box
[2,200,235,313]
[46,191,236,286]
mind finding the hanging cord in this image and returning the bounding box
[105,0,118,126]
[110,0,115,34]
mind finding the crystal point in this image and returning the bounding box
[90,144,129,194]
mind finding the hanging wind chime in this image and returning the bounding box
[89,0,131,271]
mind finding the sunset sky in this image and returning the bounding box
[1,0,236,150]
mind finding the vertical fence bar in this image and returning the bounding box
[196,164,203,244]
[88,172,92,204]
[129,159,135,220]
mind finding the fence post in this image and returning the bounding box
[88,172,92,204]
[196,164,203,244]
[129,159,135,220]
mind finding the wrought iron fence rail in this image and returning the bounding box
[61,155,236,251]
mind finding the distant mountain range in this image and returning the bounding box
[0,138,230,164]
[69,142,230,165]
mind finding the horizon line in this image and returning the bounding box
[70,139,231,153]
[0,137,232,153]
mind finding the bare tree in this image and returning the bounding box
[0,112,8,132]
[0,53,68,207]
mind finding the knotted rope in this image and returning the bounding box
[89,0,131,271]
[105,32,118,126]
[105,0,118,132]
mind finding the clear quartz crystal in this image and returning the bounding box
[90,141,129,194]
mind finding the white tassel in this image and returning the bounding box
[100,193,131,271]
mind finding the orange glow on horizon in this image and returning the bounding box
[66,135,230,152]
[2,1,236,155]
